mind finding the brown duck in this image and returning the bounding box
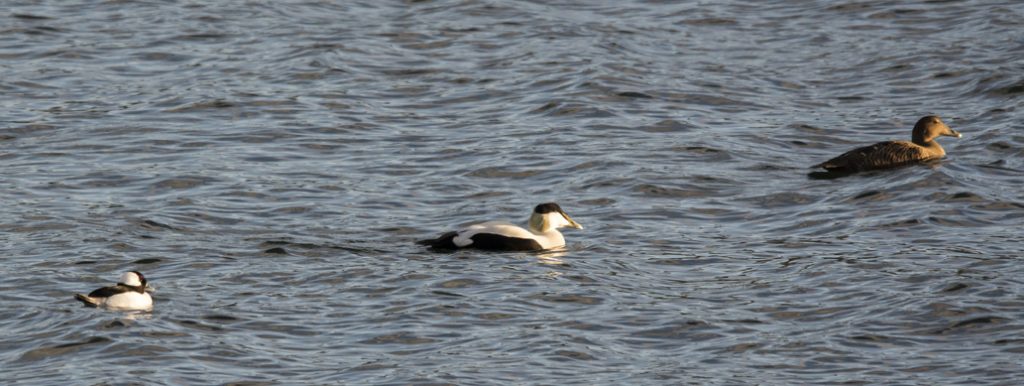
[813,115,961,174]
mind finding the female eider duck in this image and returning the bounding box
[74,271,153,311]
[812,115,961,176]
[417,202,583,251]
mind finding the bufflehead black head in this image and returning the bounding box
[74,271,154,311]
[118,270,148,286]
[119,271,147,288]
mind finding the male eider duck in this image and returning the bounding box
[74,271,153,311]
[812,115,961,176]
[417,202,583,251]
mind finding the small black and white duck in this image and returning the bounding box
[74,271,153,311]
[812,115,961,175]
[417,202,583,251]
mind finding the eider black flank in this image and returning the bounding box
[469,233,544,251]
[534,202,562,214]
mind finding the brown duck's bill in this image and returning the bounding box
[947,129,963,138]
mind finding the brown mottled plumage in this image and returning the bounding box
[813,116,961,174]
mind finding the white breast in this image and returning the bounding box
[100,292,153,311]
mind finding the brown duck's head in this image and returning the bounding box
[912,115,961,144]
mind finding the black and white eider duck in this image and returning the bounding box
[812,115,961,176]
[74,271,153,311]
[417,202,583,251]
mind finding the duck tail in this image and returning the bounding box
[74,294,100,307]
[416,231,458,249]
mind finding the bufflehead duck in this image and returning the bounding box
[74,271,153,311]
[812,115,961,176]
[417,202,583,251]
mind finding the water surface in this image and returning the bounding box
[2,1,1023,384]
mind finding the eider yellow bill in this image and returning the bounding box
[562,212,583,229]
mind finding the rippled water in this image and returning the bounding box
[3,1,1023,384]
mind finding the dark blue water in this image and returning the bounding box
[2,1,1023,384]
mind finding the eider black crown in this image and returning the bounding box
[534,203,562,214]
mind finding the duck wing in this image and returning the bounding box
[86,285,134,298]
[814,141,926,172]
[417,222,546,251]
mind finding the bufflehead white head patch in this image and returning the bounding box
[118,271,146,287]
